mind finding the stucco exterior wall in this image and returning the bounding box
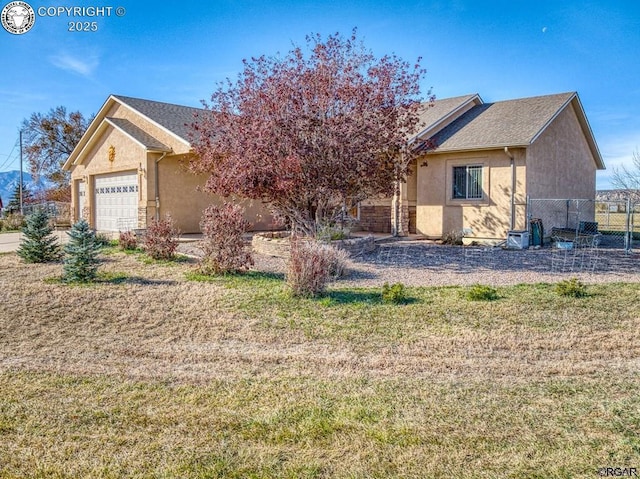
[415,149,526,241]
[68,125,146,227]
[526,103,597,200]
[526,103,597,228]
[157,156,276,233]
[68,114,276,233]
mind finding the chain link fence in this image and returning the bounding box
[22,202,71,228]
[527,197,638,252]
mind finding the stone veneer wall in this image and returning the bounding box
[409,206,416,234]
[359,205,391,233]
[252,232,376,258]
[138,207,148,229]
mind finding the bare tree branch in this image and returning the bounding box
[611,148,640,205]
[20,107,93,201]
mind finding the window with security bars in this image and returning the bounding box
[452,165,483,199]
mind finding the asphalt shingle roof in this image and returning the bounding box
[430,92,576,152]
[416,94,479,132]
[112,95,204,143]
[105,117,171,151]
[108,91,599,166]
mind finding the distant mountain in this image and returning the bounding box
[0,170,50,207]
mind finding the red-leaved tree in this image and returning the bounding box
[189,29,430,236]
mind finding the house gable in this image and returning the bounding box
[424,92,604,170]
[412,94,483,151]
[69,123,146,177]
[111,95,202,145]
[64,95,202,171]
[526,100,598,199]
[104,118,171,152]
[406,91,604,241]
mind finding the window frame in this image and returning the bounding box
[452,164,484,200]
[445,158,489,207]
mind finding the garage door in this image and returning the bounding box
[94,171,138,231]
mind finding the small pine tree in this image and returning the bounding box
[62,219,101,282]
[17,210,61,263]
[6,183,33,214]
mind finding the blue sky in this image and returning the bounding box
[1,0,639,189]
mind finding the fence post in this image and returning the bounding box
[625,197,632,253]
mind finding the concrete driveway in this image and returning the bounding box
[0,231,69,253]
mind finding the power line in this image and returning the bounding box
[0,151,19,172]
[0,153,18,172]
[0,137,20,171]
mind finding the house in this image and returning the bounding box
[64,92,603,241]
[62,95,275,233]
[358,91,605,242]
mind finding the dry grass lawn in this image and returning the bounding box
[596,211,640,233]
[0,248,639,478]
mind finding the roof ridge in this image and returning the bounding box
[482,91,576,105]
[428,91,581,153]
[110,94,203,145]
[111,94,204,111]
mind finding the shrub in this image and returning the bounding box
[144,216,180,260]
[466,284,499,301]
[94,232,113,248]
[287,239,338,297]
[323,245,351,278]
[118,230,138,251]
[62,219,102,283]
[442,230,464,246]
[382,282,407,304]
[197,203,253,275]
[555,278,588,298]
[2,213,25,231]
[316,223,350,241]
[17,210,61,263]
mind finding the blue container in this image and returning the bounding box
[529,218,544,246]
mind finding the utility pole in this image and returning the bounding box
[19,129,24,215]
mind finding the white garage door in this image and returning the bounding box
[94,171,138,231]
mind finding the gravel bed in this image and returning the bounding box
[178,240,640,287]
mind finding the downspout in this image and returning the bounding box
[154,152,168,220]
[392,179,400,237]
[504,147,515,231]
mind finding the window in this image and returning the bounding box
[452,165,483,199]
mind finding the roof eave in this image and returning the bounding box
[410,94,484,143]
[104,118,172,153]
[528,92,605,170]
[571,95,606,170]
[111,95,193,147]
[425,143,530,155]
[63,95,119,170]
